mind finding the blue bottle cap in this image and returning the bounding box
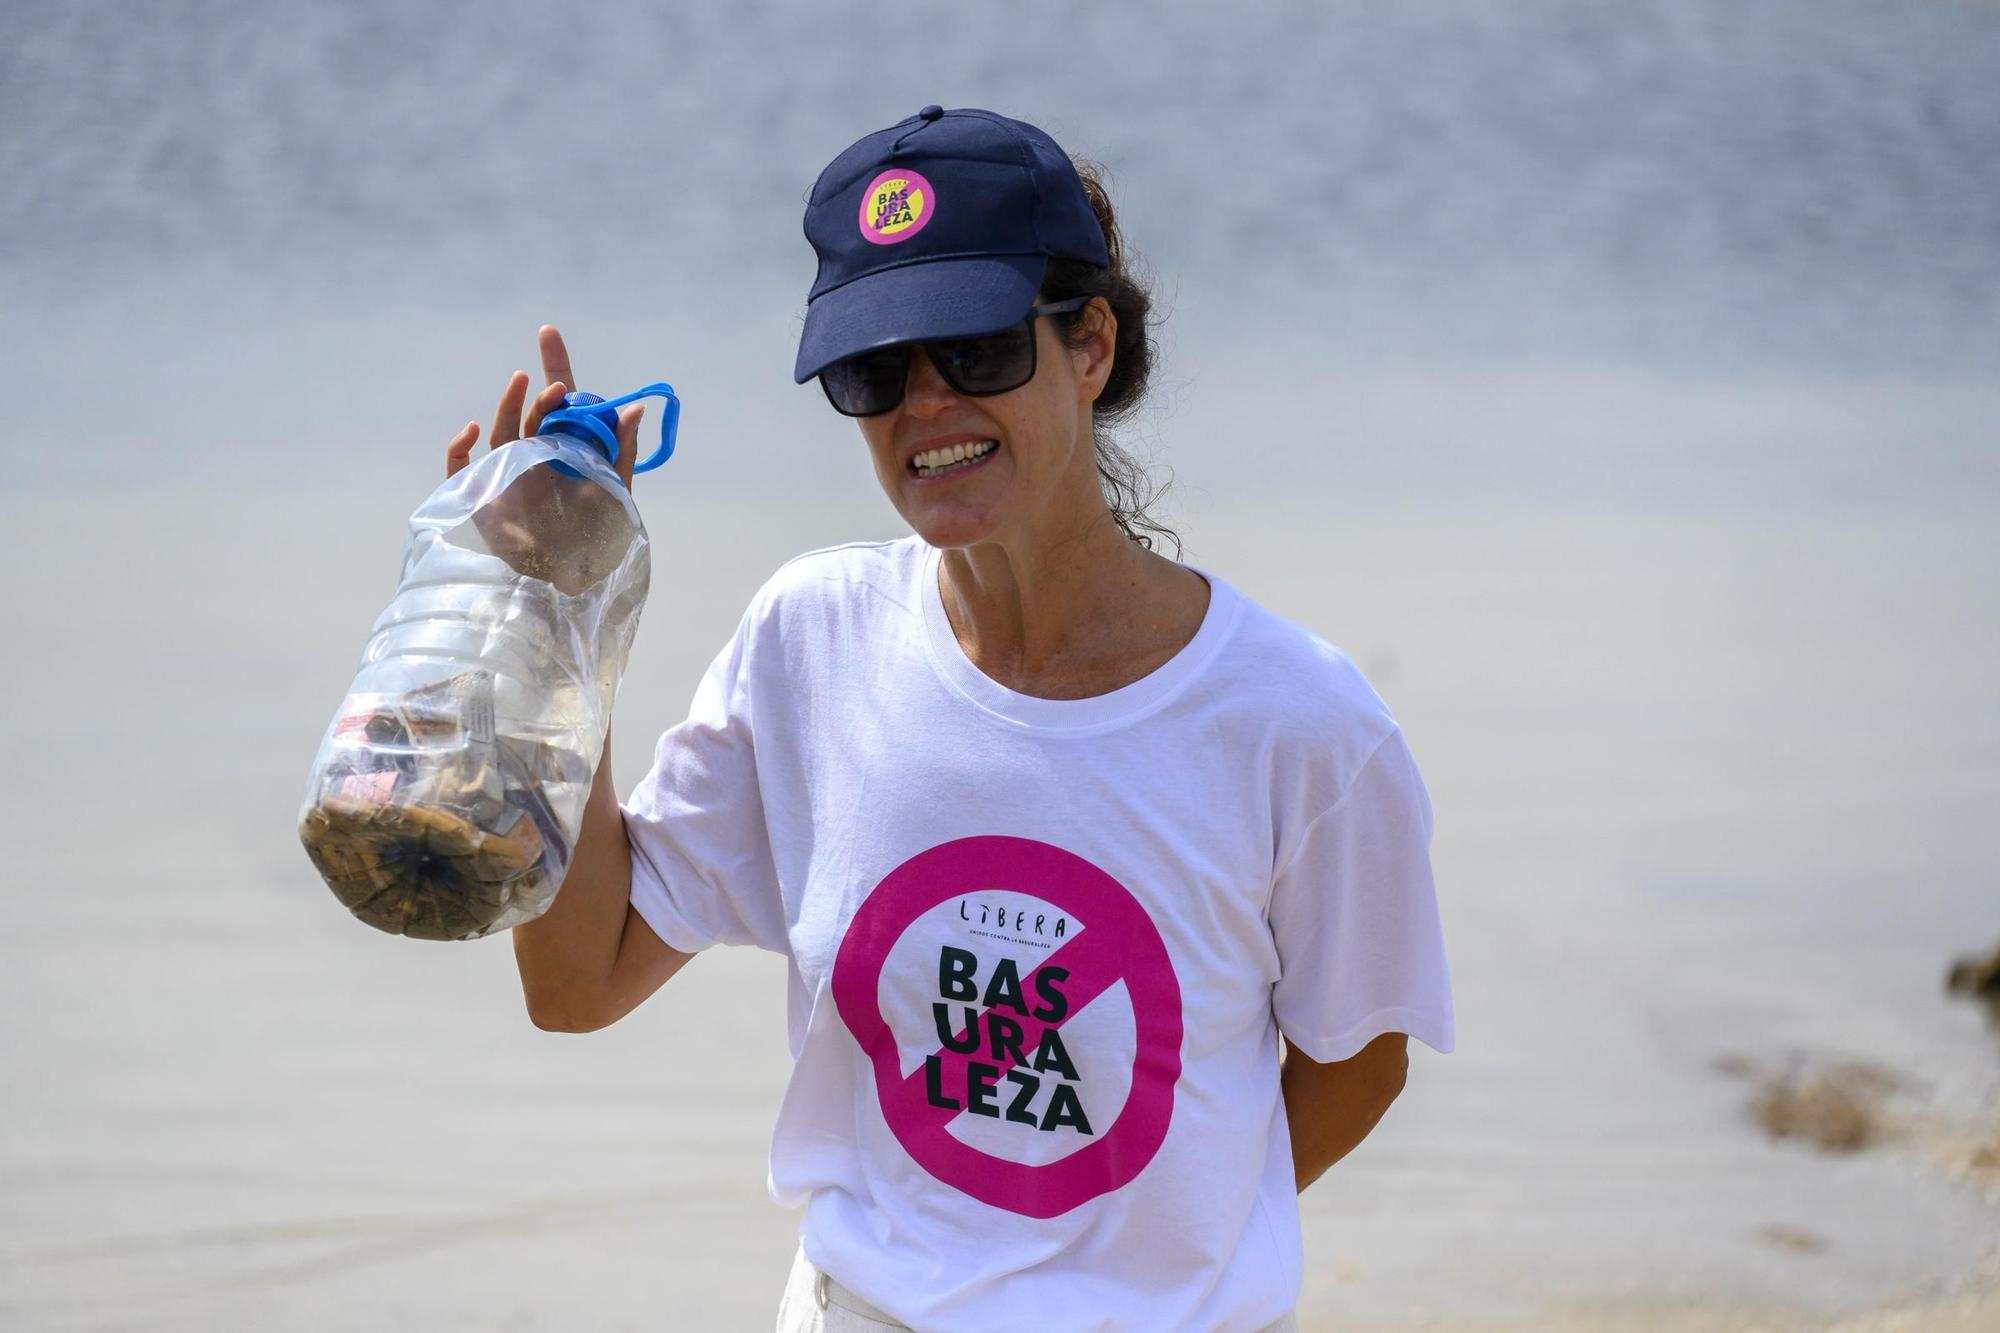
[538,383,682,478]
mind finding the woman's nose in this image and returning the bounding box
[902,346,958,416]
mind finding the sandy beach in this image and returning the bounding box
[3,471,1996,1329]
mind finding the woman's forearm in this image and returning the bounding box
[511,730,636,1029]
[1280,1031,1410,1192]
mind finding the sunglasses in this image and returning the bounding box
[817,297,1092,417]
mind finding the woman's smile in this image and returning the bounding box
[910,438,1001,480]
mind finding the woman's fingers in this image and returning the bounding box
[539,325,575,395]
[612,402,644,490]
[490,370,530,447]
[522,380,569,441]
[445,420,479,478]
[462,330,591,479]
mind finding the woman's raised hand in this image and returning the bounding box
[445,325,644,489]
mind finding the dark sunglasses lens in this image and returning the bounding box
[821,346,909,416]
[932,323,1035,394]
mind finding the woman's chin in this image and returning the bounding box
[898,482,1011,549]
[909,508,1004,550]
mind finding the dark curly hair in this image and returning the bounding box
[1039,160,1182,559]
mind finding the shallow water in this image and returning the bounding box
[4,1,1999,1328]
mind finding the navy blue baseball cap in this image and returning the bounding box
[792,105,1112,385]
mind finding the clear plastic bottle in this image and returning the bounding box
[298,384,680,941]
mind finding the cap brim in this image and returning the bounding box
[793,253,1047,384]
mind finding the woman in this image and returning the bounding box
[448,107,1455,1333]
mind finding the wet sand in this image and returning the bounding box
[2,453,1996,1329]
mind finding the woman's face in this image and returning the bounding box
[854,301,1116,552]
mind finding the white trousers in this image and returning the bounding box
[775,1244,1301,1332]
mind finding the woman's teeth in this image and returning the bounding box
[913,440,998,477]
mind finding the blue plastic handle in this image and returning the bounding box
[538,382,681,474]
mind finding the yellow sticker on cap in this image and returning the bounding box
[860,169,935,245]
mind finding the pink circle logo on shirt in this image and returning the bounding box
[858,168,935,244]
[831,835,1183,1219]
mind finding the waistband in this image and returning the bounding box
[800,1248,907,1326]
[788,1244,1301,1330]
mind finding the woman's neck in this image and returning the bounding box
[936,506,1207,701]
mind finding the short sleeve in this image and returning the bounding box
[619,595,786,955]
[1268,727,1456,1063]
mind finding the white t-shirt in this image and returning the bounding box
[621,534,1455,1333]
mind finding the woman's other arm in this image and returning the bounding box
[1281,1031,1409,1192]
